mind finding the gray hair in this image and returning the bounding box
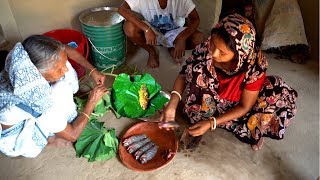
[22,35,65,73]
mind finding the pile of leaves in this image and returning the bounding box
[111,73,169,118]
[75,120,118,162]
[74,94,119,162]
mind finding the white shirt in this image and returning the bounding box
[125,0,195,34]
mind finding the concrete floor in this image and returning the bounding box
[0,41,318,179]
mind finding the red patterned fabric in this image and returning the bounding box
[180,14,298,146]
[217,71,266,102]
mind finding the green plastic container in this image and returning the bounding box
[79,7,126,71]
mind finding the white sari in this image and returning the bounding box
[0,43,79,158]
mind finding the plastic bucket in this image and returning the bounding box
[79,7,126,71]
[43,29,89,78]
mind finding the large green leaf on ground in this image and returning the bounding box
[75,120,118,162]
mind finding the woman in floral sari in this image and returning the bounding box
[161,13,298,150]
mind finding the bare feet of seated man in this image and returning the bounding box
[146,48,160,68]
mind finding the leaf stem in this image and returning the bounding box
[101,72,118,77]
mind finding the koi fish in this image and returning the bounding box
[127,138,151,154]
[134,141,155,160]
[123,134,147,147]
[139,145,158,164]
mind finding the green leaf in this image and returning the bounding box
[74,96,88,112]
[75,121,119,162]
[93,99,107,117]
[111,73,169,118]
[149,92,170,109]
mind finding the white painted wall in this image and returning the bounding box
[1,0,122,44]
[0,0,21,43]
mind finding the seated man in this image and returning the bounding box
[118,0,204,68]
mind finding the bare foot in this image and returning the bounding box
[251,137,264,151]
[47,136,73,148]
[168,48,183,65]
[147,53,159,68]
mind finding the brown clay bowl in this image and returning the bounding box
[119,122,178,172]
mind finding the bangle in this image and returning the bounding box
[171,91,182,101]
[89,68,96,76]
[209,117,217,130]
[81,112,90,119]
[145,26,151,33]
[212,117,217,130]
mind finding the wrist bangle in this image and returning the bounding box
[81,112,90,119]
[145,26,151,33]
[171,91,182,101]
[212,117,217,130]
[209,117,217,130]
[89,68,96,77]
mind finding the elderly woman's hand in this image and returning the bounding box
[90,69,106,85]
[87,84,109,105]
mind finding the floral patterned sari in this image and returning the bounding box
[181,14,298,146]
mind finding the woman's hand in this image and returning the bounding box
[87,84,109,105]
[145,29,157,46]
[160,106,176,122]
[90,69,106,85]
[56,84,109,142]
[187,120,210,137]
[159,106,177,130]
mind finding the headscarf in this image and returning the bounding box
[0,43,52,115]
[212,13,267,83]
[182,14,268,122]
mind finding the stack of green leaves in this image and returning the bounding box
[112,73,169,118]
[74,94,119,162]
[75,120,119,162]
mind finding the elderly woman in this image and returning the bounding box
[161,14,298,150]
[0,35,108,157]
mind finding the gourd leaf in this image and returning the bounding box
[75,120,118,162]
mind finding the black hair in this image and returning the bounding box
[211,27,237,56]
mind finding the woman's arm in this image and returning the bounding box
[160,74,186,122]
[64,46,106,85]
[216,89,259,125]
[188,89,259,136]
[55,84,108,142]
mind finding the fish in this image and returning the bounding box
[158,121,180,129]
[134,141,155,160]
[123,134,147,147]
[139,145,158,164]
[127,137,151,154]
[139,84,149,110]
